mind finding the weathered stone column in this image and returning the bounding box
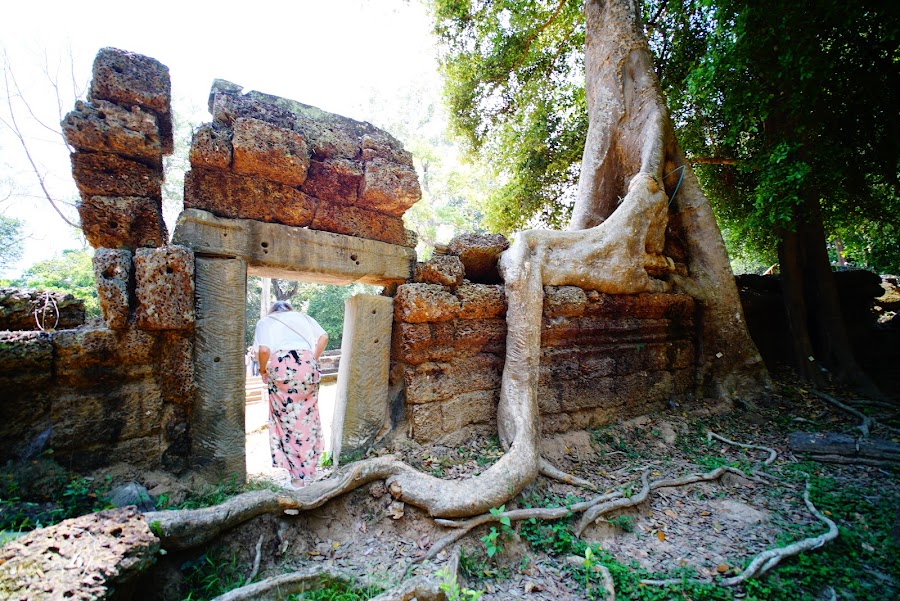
[330,294,393,464]
[193,256,247,481]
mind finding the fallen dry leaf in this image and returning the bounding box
[657,531,666,541]
[664,509,678,518]
[716,563,729,573]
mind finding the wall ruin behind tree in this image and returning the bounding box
[1,48,707,477]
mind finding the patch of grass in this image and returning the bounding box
[287,581,383,600]
[181,550,252,600]
[157,474,280,510]
[0,464,113,532]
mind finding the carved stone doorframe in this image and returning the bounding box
[173,209,414,481]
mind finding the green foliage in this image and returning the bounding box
[674,0,900,270]
[306,283,379,351]
[427,0,586,233]
[0,215,24,271]
[606,515,634,533]
[0,460,113,532]
[181,550,252,601]
[285,582,383,600]
[480,505,513,558]
[436,567,483,601]
[429,0,900,272]
[11,247,99,318]
[518,490,586,557]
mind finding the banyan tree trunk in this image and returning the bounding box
[570,0,769,400]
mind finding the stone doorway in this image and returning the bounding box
[244,278,379,482]
[173,208,414,482]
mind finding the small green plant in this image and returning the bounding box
[582,546,596,597]
[480,505,512,558]
[607,515,634,532]
[320,451,333,467]
[436,567,483,601]
[149,520,163,537]
[181,550,250,600]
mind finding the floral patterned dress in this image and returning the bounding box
[266,348,322,484]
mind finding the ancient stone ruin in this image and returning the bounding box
[0,46,759,487]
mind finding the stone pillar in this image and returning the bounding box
[193,256,247,481]
[331,294,393,464]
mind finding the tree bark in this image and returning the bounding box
[571,0,769,401]
[778,228,825,384]
[776,189,880,394]
[801,194,879,394]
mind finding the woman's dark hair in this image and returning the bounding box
[269,301,293,313]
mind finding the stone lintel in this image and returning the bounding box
[173,209,415,285]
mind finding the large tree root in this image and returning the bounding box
[639,480,838,587]
[418,466,756,564]
[707,431,778,466]
[539,458,600,491]
[211,567,364,601]
[575,471,650,536]
[810,388,875,435]
[144,456,410,550]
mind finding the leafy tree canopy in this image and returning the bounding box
[427,0,900,272]
[675,0,900,271]
[0,215,24,272]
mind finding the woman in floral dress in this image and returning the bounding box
[253,301,328,489]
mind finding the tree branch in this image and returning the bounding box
[1,52,80,229]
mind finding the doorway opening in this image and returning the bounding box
[243,274,380,484]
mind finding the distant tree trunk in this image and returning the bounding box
[272,279,299,302]
[778,229,826,385]
[570,0,769,401]
[778,191,880,394]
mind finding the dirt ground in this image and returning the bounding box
[183,375,900,601]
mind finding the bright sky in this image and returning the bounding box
[0,0,440,277]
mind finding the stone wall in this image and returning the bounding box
[390,241,699,443]
[0,325,192,471]
[184,80,420,247]
[0,289,86,331]
[61,48,172,250]
[0,49,195,471]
